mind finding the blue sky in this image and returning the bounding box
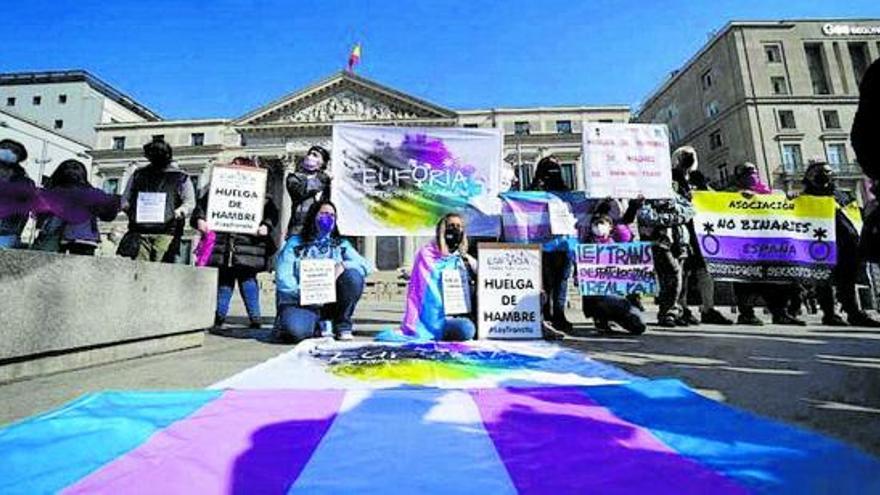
[4,1,877,119]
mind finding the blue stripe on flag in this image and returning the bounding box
[584,379,880,494]
[290,389,517,494]
[0,390,222,495]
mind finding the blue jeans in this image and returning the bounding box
[442,317,476,341]
[582,295,646,334]
[217,267,261,321]
[277,268,365,343]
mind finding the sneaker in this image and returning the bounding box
[847,312,880,328]
[821,313,849,327]
[658,315,677,328]
[737,314,764,326]
[542,321,566,341]
[335,330,355,341]
[772,314,807,326]
[680,310,700,326]
[213,315,227,330]
[552,316,574,333]
[701,308,734,325]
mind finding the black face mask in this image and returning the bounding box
[444,228,463,251]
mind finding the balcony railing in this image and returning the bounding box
[776,162,865,178]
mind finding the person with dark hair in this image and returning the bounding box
[852,58,880,181]
[192,157,279,329]
[670,146,733,325]
[526,155,573,337]
[727,162,804,326]
[386,212,479,341]
[286,145,332,237]
[580,214,646,335]
[801,161,880,327]
[120,140,195,262]
[0,139,35,249]
[33,159,120,255]
[274,200,372,342]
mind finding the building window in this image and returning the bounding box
[556,120,572,134]
[514,121,530,135]
[771,77,788,95]
[765,44,782,63]
[709,130,723,150]
[826,143,848,168]
[6,97,15,106]
[804,43,832,95]
[560,163,576,189]
[669,126,681,143]
[717,163,729,184]
[58,94,67,104]
[152,134,165,142]
[103,178,120,194]
[54,120,63,129]
[778,110,796,130]
[463,123,478,128]
[848,42,871,86]
[701,69,713,90]
[598,119,614,123]
[782,143,803,172]
[32,95,42,105]
[515,163,533,190]
[822,110,841,129]
[112,136,126,150]
[189,175,200,191]
[705,101,720,118]
[191,133,205,146]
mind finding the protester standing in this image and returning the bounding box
[0,139,35,249]
[286,145,331,238]
[192,157,279,329]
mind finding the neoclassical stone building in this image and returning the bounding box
[91,71,630,269]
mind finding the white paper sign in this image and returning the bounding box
[478,243,543,340]
[442,269,469,315]
[136,192,167,224]
[206,166,268,234]
[548,201,577,235]
[299,259,337,306]
[581,122,674,199]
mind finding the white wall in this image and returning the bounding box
[0,110,92,185]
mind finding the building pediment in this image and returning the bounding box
[235,72,456,126]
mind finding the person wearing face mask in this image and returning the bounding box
[579,215,647,334]
[526,156,574,337]
[671,146,734,326]
[32,159,120,255]
[274,200,372,342]
[379,213,478,341]
[120,140,195,262]
[191,157,279,330]
[727,163,804,326]
[286,145,332,238]
[800,162,880,327]
[0,139,36,249]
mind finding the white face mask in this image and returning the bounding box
[0,148,19,164]
[592,223,612,238]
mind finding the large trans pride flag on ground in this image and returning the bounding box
[332,123,503,236]
[2,341,879,493]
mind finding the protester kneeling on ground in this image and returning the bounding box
[274,200,372,342]
[33,159,121,255]
[580,214,647,335]
[192,157,279,330]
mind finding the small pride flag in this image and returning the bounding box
[347,43,361,72]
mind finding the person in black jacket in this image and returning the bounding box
[852,58,879,181]
[192,157,280,329]
[286,145,331,237]
[802,161,880,327]
[0,139,36,249]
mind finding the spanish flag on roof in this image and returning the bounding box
[347,43,361,73]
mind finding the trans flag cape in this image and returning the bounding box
[377,242,467,341]
[3,376,879,494]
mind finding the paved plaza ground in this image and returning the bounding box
[2,299,879,457]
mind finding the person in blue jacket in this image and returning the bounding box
[274,199,372,342]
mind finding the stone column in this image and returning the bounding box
[364,236,377,269]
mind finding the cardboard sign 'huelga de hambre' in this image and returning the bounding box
[206,166,268,234]
[478,243,542,339]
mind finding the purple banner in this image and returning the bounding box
[697,235,837,265]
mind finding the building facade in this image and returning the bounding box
[0,71,160,148]
[90,71,629,269]
[637,19,880,202]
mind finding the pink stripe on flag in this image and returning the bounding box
[470,387,749,495]
[63,390,345,494]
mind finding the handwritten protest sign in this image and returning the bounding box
[581,123,673,199]
[576,242,657,296]
[478,243,542,339]
[299,259,337,306]
[692,191,837,282]
[206,166,267,234]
